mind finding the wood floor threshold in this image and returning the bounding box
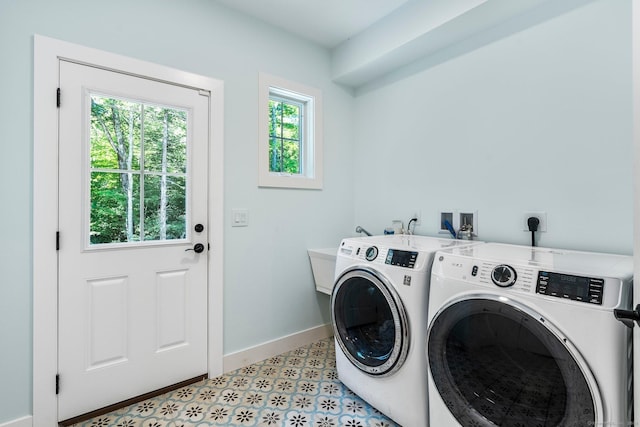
[58,374,208,426]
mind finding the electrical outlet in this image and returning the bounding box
[412,210,422,226]
[523,212,547,232]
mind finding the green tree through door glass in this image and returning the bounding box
[89,95,188,245]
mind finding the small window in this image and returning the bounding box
[259,73,323,189]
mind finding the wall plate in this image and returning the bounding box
[232,208,249,227]
[523,212,547,232]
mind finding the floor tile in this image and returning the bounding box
[73,338,399,427]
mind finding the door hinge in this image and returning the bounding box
[56,88,61,108]
[56,231,60,251]
[56,374,60,395]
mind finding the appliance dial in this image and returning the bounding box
[491,264,517,287]
[365,246,379,261]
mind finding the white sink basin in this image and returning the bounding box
[307,248,337,295]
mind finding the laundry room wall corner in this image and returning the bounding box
[353,0,632,255]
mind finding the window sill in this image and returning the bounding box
[258,173,323,190]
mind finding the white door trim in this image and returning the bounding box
[33,35,224,425]
[633,0,640,422]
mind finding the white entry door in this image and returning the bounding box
[57,60,209,421]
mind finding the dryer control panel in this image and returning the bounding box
[432,243,632,310]
[536,271,604,305]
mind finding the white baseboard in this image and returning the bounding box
[223,323,333,373]
[0,416,32,427]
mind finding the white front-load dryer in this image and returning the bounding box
[331,235,482,427]
[427,243,633,427]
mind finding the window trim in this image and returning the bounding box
[258,72,323,189]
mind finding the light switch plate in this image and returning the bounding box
[232,208,249,227]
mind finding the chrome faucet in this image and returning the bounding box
[355,226,372,236]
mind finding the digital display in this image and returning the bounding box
[385,249,418,268]
[546,273,590,298]
[536,271,604,305]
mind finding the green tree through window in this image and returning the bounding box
[89,95,188,245]
[269,97,302,174]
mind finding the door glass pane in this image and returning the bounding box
[143,106,187,174]
[90,172,140,244]
[334,276,396,367]
[89,94,188,245]
[90,96,141,171]
[428,299,595,426]
[143,175,186,241]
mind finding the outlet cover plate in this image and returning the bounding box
[523,212,547,232]
[413,210,422,226]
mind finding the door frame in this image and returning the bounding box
[634,0,640,421]
[33,35,224,426]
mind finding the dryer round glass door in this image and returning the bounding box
[331,267,409,375]
[427,297,597,426]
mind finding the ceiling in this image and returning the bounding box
[214,0,411,48]
[213,0,597,90]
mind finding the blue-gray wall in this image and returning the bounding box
[0,0,353,422]
[354,0,632,255]
[0,0,632,423]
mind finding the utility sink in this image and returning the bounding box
[307,248,337,295]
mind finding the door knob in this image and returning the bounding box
[185,243,205,253]
[194,224,204,232]
[614,304,640,328]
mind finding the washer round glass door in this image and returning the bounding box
[332,267,408,375]
[428,297,597,426]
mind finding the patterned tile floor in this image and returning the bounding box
[73,338,400,427]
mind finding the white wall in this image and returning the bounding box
[0,0,353,423]
[353,0,632,255]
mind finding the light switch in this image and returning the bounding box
[232,208,249,227]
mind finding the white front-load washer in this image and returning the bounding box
[427,242,633,427]
[331,235,482,427]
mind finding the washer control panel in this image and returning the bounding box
[536,271,604,305]
[352,245,419,269]
[385,249,418,268]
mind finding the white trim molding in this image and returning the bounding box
[223,324,333,373]
[632,0,640,421]
[33,35,224,425]
[0,416,32,427]
[258,72,323,190]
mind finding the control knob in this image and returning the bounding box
[491,264,517,287]
[365,246,379,261]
